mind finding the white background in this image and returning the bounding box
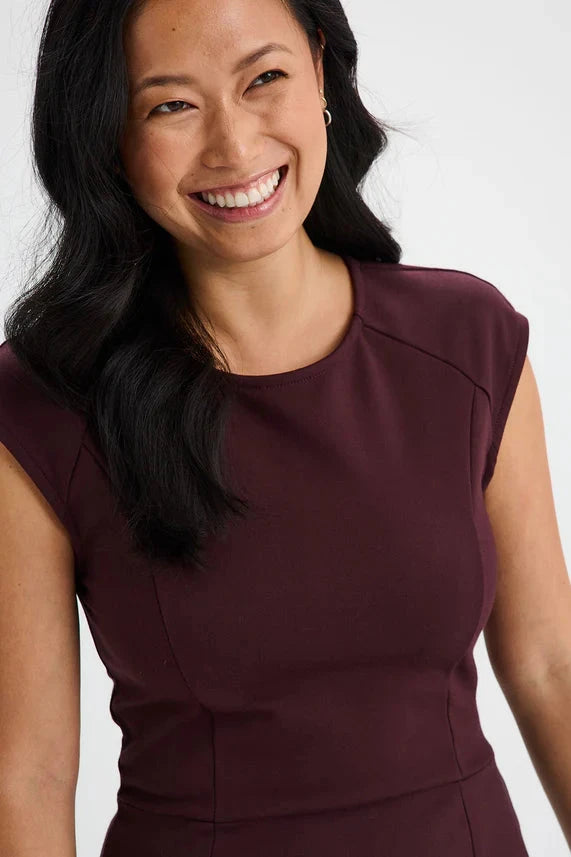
[1,0,569,854]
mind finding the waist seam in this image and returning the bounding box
[116,754,496,825]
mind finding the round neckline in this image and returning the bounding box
[214,254,363,388]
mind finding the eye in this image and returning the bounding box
[150,100,191,116]
[248,69,288,89]
[149,70,288,116]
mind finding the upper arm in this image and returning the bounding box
[0,439,80,796]
[483,356,571,691]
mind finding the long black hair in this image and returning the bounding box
[4,0,403,572]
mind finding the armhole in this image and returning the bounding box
[483,311,529,489]
[0,416,83,567]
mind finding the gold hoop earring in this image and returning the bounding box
[319,89,332,127]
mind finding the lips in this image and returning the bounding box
[191,165,287,199]
[187,161,288,221]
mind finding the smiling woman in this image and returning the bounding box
[118,0,335,268]
[1,0,559,854]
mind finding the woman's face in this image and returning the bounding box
[120,0,327,266]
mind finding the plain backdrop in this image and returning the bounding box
[1,0,569,855]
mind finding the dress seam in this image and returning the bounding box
[114,755,497,826]
[444,384,481,857]
[360,318,491,405]
[149,571,218,838]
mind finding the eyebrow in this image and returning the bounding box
[132,42,294,97]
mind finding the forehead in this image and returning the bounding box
[124,0,303,74]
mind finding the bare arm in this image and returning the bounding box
[0,788,77,856]
[484,357,571,845]
[0,440,79,855]
[500,668,571,849]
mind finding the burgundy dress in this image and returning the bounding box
[0,256,531,856]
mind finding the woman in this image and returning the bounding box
[0,0,569,854]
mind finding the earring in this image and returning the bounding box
[319,89,332,127]
[318,37,331,127]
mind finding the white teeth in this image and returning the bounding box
[234,192,250,208]
[199,169,282,209]
[246,187,263,205]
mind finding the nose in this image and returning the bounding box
[200,105,264,170]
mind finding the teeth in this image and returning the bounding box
[200,169,282,208]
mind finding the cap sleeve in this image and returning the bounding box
[481,295,529,490]
[0,341,85,563]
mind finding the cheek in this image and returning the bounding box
[284,94,328,177]
[120,123,189,201]
[282,88,327,160]
[280,85,322,130]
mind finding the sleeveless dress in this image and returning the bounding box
[0,256,531,856]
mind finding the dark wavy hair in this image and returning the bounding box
[4,0,403,572]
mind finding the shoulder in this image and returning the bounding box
[0,339,86,453]
[0,340,87,555]
[353,259,529,396]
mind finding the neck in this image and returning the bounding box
[175,230,331,367]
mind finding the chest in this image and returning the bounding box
[149,355,485,709]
